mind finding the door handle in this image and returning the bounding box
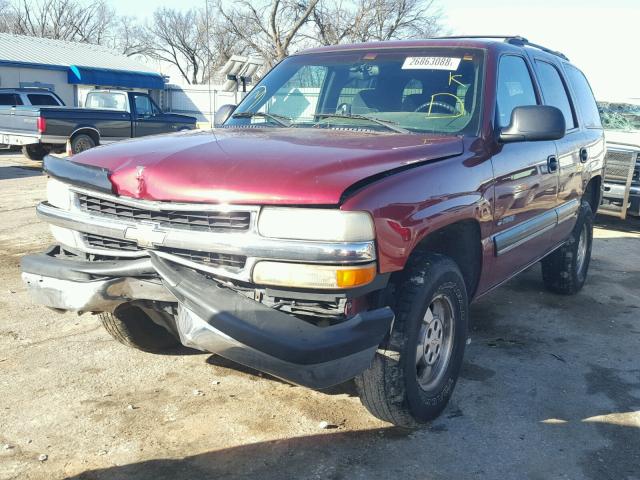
[579,147,588,163]
[547,155,558,173]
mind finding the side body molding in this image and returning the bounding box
[493,199,580,256]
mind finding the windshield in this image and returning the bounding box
[85,92,128,111]
[225,48,485,135]
[597,101,640,131]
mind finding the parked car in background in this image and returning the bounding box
[597,99,640,219]
[0,89,197,160]
[22,37,604,427]
[0,88,65,107]
[0,88,65,151]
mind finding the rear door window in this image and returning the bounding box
[496,56,538,128]
[535,61,576,129]
[565,64,602,128]
[27,94,61,106]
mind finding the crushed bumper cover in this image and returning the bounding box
[21,247,394,388]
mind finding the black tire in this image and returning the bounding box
[541,200,594,295]
[99,304,180,353]
[22,144,47,161]
[355,252,468,428]
[70,133,96,154]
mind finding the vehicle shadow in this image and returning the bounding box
[0,165,43,180]
[63,428,410,480]
[63,418,639,480]
[595,213,640,234]
[205,354,290,385]
[205,354,360,395]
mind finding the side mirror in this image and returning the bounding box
[499,105,566,143]
[214,104,236,127]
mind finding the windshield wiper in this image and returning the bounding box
[231,111,292,127]
[314,113,409,134]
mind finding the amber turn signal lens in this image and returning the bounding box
[335,265,377,288]
[253,262,377,289]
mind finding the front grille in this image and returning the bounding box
[78,194,251,232]
[84,234,247,270]
[85,234,139,252]
[604,150,637,183]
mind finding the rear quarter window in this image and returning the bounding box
[564,64,602,129]
[27,94,60,106]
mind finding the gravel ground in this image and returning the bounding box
[0,152,638,480]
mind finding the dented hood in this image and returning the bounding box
[73,128,463,205]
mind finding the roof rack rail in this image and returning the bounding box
[505,37,569,61]
[432,35,569,61]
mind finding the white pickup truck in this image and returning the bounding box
[598,100,640,219]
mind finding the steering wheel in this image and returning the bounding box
[414,101,457,114]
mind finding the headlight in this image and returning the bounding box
[253,262,377,289]
[258,208,374,242]
[46,178,72,210]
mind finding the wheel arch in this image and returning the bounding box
[70,127,100,146]
[402,219,483,299]
[583,175,602,214]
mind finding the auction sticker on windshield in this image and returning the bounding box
[402,57,461,70]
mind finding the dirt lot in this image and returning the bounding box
[0,152,638,480]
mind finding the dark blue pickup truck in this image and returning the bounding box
[0,89,197,160]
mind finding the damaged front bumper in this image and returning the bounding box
[21,246,394,388]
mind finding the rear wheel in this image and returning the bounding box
[541,200,594,295]
[70,134,96,154]
[99,303,180,353]
[22,144,47,161]
[355,252,468,428]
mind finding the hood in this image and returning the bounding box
[73,128,463,205]
[605,130,640,148]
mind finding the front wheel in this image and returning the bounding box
[99,303,180,353]
[541,200,594,295]
[355,252,468,428]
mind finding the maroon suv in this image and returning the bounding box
[21,36,604,427]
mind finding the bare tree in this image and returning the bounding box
[0,1,13,32]
[312,0,445,45]
[218,0,320,69]
[112,16,150,58]
[311,0,355,46]
[3,0,115,44]
[142,8,209,85]
[202,14,250,83]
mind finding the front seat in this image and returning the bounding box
[351,88,401,115]
[351,89,379,114]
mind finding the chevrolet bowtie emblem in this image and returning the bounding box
[124,224,167,248]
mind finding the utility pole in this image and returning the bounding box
[205,0,214,128]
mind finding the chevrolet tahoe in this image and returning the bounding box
[21,37,604,427]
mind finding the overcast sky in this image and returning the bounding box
[109,0,637,100]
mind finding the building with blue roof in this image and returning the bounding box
[0,33,165,107]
